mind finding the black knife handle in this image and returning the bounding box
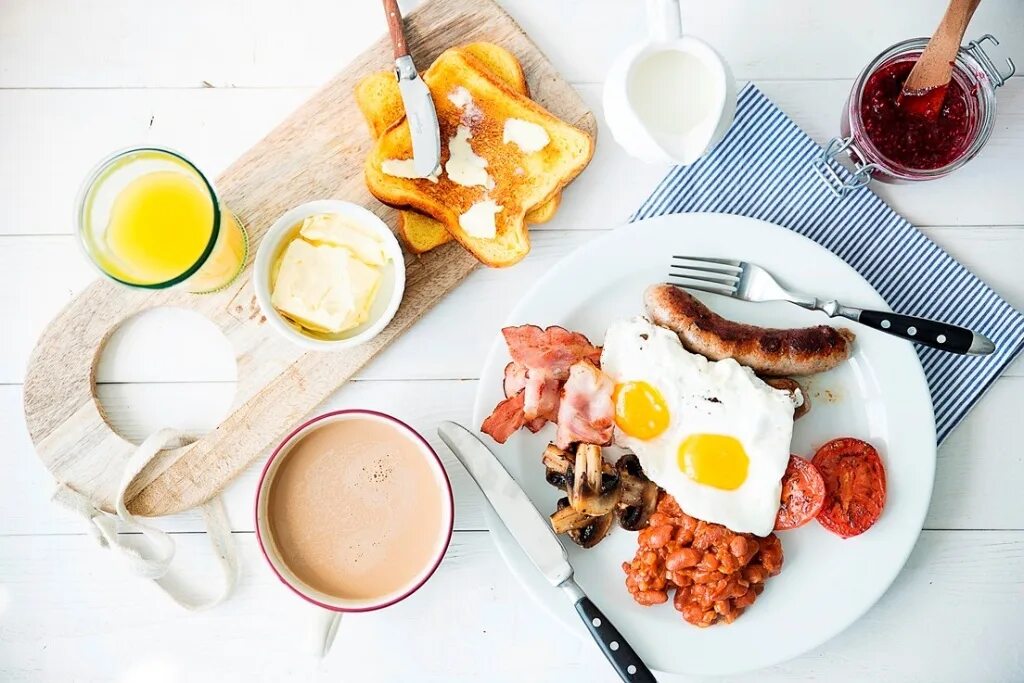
[575,596,656,682]
[857,309,993,355]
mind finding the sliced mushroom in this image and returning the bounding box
[542,443,574,490]
[568,443,620,517]
[554,498,614,548]
[550,497,593,533]
[615,453,659,531]
[763,377,811,420]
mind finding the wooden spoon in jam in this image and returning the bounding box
[899,0,981,120]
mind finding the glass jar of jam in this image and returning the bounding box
[816,34,1015,197]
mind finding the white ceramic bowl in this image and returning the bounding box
[253,200,405,351]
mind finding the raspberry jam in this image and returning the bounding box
[860,58,974,170]
[818,36,1014,195]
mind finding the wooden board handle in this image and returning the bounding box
[382,0,409,59]
[22,0,598,518]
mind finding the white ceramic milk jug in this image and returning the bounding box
[603,0,736,165]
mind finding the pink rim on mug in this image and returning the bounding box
[254,409,456,613]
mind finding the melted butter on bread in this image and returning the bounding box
[364,47,595,267]
[503,118,550,153]
[459,198,503,239]
[355,43,565,256]
[445,125,494,189]
[381,158,439,183]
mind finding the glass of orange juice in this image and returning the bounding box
[77,147,248,293]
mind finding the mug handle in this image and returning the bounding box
[311,608,343,657]
[647,0,682,42]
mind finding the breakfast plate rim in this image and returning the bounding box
[471,212,936,677]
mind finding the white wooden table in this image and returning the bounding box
[2,1,1022,680]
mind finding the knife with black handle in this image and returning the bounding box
[438,421,657,682]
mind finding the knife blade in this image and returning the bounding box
[380,0,441,177]
[437,421,657,683]
[395,55,442,178]
[436,421,572,586]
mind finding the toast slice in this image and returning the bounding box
[365,48,594,267]
[355,42,559,255]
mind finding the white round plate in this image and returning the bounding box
[471,213,936,678]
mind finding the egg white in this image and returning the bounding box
[601,317,794,536]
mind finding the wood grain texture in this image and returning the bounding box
[3,0,1021,88]
[902,0,982,95]
[3,82,1023,244]
[1,530,1022,682]
[4,2,1024,680]
[382,0,410,59]
[20,0,597,518]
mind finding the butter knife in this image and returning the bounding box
[381,0,441,177]
[437,422,657,683]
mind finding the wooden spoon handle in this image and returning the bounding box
[381,0,410,60]
[903,0,982,93]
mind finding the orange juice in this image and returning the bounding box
[103,169,213,283]
[78,148,247,292]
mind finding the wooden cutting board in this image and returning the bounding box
[22,0,596,518]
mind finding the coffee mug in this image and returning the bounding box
[255,410,455,653]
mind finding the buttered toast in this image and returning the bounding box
[355,42,560,255]
[364,48,594,267]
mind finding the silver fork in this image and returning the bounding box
[669,256,995,355]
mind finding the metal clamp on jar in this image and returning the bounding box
[815,35,1015,198]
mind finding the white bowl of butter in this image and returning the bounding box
[253,200,405,351]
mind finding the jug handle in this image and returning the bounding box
[647,0,682,42]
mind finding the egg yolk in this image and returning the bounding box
[678,434,749,490]
[613,381,670,440]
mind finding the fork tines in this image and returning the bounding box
[668,256,742,296]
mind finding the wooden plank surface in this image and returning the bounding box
[3,0,1021,87]
[1,530,1021,682]
[20,0,597,518]
[4,81,1024,242]
[3,228,1020,391]
[4,375,1024,538]
[3,0,1024,681]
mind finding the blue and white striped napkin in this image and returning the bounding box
[632,84,1024,444]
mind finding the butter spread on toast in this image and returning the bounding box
[446,125,494,189]
[381,158,440,183]
[459,198,503,239]
[503,118,549,153]
[356,43,568,256]
[364,47,594,267]
[448,86,483,126]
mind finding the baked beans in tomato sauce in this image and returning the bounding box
[622,493,784,627]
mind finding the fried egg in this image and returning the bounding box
[601,317,795,536]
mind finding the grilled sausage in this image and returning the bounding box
[644,284,854,377]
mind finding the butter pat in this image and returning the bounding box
[381,158,439,183]
[503,118,549,153]
[445,125,494,189]
[300,213,386,266]
[271,212,388,335]
[459,199,502,239]
[448,86,483,126]
[448,86,473,109]
[336,256,383,331]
